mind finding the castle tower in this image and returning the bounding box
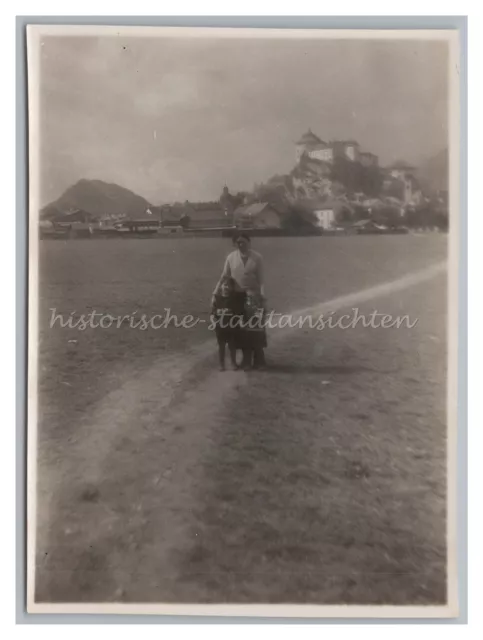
[295,129,323,163]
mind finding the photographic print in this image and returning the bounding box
[26,25,459,616]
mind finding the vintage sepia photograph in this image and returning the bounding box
[27,25,459,616]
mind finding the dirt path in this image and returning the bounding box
[32,261,447,605]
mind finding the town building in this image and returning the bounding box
[296,198,353,230]
[114,219,160,233]
[49,208,99,224]
[182,201,232,229]
[313,207,335,230]
[233,202,282,229]
[157,200,233,229]
[384,161,421,205]
[311,199,354,229]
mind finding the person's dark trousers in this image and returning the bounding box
[241,349,252,370]
[252,347,266,369]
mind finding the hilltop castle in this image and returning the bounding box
[295,129,379,168]
[295,130,423,204]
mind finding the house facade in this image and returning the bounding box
[300,198,353,230]
[313,208,336,230]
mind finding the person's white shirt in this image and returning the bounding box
[213,249,264,297]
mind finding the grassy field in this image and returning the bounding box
[35,234,448,605]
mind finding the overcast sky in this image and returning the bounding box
[38,34,449,205]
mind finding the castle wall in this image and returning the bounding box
[308,147,334,162]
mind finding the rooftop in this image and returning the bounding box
[234,202,276,217]
[296,129,323,145]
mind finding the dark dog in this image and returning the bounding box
[211,277,245,370]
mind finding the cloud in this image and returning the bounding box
[132,72,204,115]
[38,35,449,205]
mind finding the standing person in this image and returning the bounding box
[212,233,266,369]
[212,233,265,298]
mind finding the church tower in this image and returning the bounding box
[220,185,234,214]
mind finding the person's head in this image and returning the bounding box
[233,233,251,255]
[220,276,236,297]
